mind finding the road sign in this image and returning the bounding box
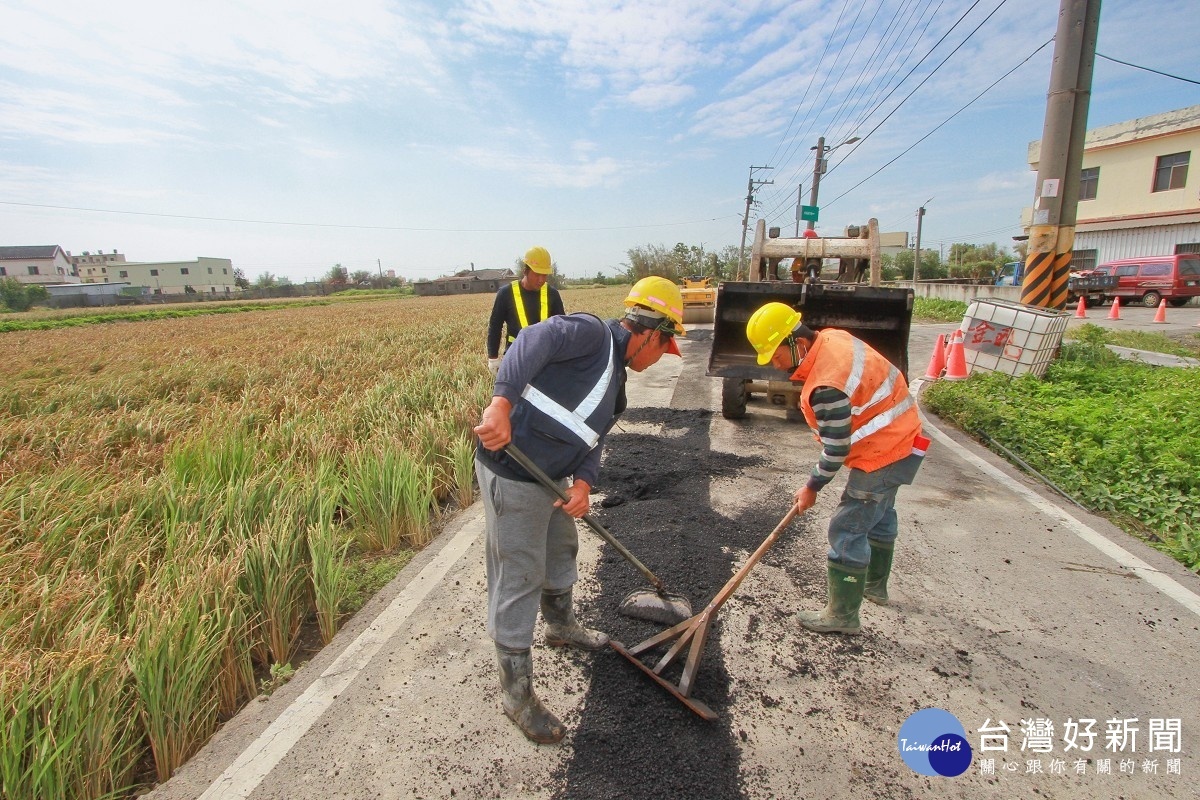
[800,205,819,222]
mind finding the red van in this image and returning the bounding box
[1097,254,1200,307]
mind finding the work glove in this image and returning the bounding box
[487,357,501,376]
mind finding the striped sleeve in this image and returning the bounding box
[805,385,852,491]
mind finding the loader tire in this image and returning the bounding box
[721,378,748,420]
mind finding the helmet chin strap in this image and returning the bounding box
[786,337,809,371]
[625,329,653,366]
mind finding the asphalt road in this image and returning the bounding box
[144,304,1200,800]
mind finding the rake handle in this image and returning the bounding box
[703,504,801,613]
[503,443,668,595]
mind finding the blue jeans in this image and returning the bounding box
[826,454,922,570]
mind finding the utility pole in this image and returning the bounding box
[1022,0,1101,309]
[806,135,859,232]
[913,206,926,282]
[736,165,773,279]
[794,184,804,237]
[807,137,826,233]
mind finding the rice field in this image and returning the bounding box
[0,286,629,798]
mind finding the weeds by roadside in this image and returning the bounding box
[924,323,1200,572]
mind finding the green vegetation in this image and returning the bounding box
[912,297,968,323]
[0,297,371,332]
[924,323,1200,572]
[0,278,48,312]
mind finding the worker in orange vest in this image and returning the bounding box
[746,302,929,635]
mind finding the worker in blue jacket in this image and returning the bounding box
[473,276,684,744]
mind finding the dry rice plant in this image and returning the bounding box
[0,287,630,798]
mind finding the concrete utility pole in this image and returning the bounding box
[736,165,773,279]
[794,184,804,237]
[1022,0,1101,309]
[807,137,826,233]
[806,135,860,232]
[913,206,926,281]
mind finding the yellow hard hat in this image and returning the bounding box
[746,302,802,365]
[624,275,686,336]
[523,246,553,275]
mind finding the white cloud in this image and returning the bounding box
[454,144,628,189]
[977,170,1034,194]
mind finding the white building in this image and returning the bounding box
[73,250,128,283]
[104,257,237,295]
[0,245,80,285]
[1026,104,1200,270]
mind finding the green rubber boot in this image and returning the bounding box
[864,540,895,606]
[496,645,565,744]
[541,588,609,650]
[797,561,866,635]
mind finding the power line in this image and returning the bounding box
[760,0,937,219]
[0,200,732,233]
[821,0,1011,190]
[1096,52,1200,85]
[822,36,1051,210]
[758,0,987,223]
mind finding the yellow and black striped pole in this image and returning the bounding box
[1020,0,1100,310]
[1021,225,1074,309]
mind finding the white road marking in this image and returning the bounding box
[198,516,482,799]
[914,400,1200,619]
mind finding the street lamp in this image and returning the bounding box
[806,135,860,232]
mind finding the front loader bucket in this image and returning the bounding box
[708,281,913,380]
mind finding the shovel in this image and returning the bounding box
[610,504,802,721]
[503,443,692,626]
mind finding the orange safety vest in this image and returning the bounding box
[791,329,921,472]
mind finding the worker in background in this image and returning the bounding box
[487,246,566,375]
[791,228,822,283]
[473,276,684,744]
[745,302,928,635]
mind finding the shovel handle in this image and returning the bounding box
[503,443,668,594]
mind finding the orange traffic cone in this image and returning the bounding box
[924,334,947,380]
[943,337,969,381]
[1075,297,1087,319]
[1153,298,1167,323]
[1108,297,1121,320]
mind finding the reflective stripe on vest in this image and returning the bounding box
[797,329,919,471]
[841,337,915,443]
[519,329,616,449]
[508,280,550,343]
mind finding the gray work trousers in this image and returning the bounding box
[476,456,580,649]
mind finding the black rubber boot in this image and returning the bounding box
[541,588,609,650]
[864,540,895,606]
[796,561,867,635]
[496,645,565,744]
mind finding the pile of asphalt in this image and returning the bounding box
[547,407,816,799]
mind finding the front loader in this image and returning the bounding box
[708,218,914,420]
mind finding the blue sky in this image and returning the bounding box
[0,0,1196,283]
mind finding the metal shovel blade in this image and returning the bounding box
[617,588,693,626]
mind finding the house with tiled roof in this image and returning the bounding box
[0,245,79,285]
[412,267,515,296]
